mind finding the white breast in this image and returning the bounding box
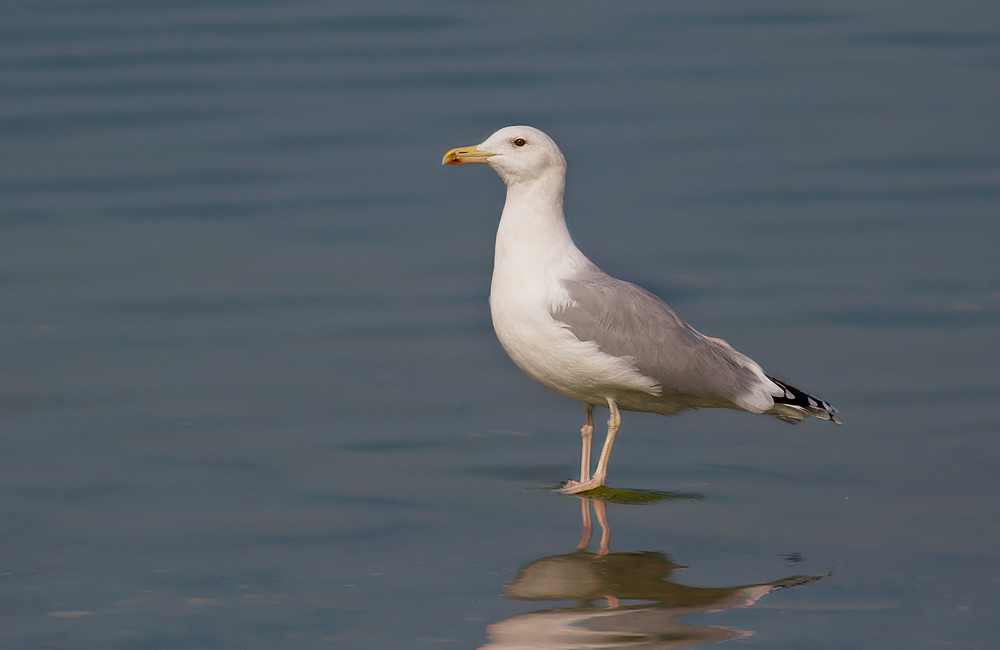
[489,248,660,405]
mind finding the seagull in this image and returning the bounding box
[442,126,839,494]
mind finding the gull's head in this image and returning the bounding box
[442,126,566,186]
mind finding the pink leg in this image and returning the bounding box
[579,404,594,483]
[558,399,621,495]
[589,398,621,488]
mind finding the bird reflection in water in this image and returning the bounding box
[481,493,829,649]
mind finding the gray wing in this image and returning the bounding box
[554,271,764,404]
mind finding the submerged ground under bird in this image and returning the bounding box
[443,126,839,494]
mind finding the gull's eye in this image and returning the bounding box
[513,138,526,147]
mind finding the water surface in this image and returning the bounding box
[2,1,998,648]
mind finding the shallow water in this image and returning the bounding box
[2,1,999,648]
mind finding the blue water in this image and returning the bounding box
[2,1,998,648]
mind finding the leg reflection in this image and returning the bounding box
[575,497,611,556]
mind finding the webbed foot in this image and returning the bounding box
[557,478,605,494]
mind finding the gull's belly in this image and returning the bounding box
[489,281,660,405]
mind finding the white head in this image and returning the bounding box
[442,126,567,187]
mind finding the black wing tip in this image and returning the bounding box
[766,374,840,424]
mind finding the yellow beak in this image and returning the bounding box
[442,144,496,166]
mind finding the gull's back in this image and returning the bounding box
[553,267,778,416]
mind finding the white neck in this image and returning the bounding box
[494,171,582,271]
